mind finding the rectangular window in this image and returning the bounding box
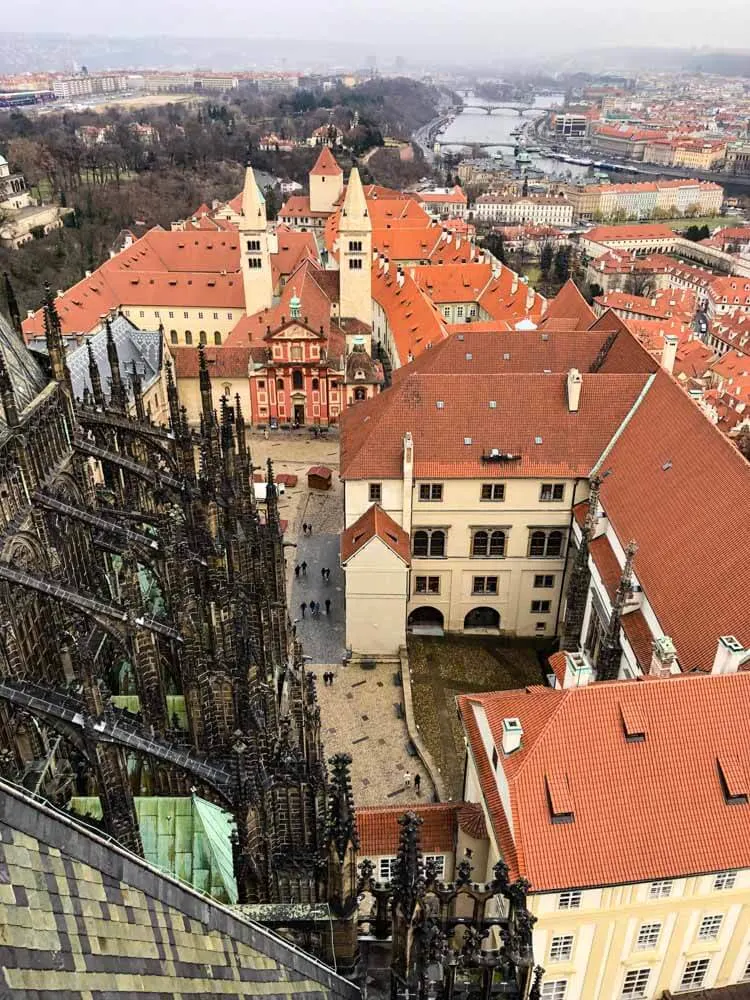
[535,621,547,631]
[541,982,567,1000]
[415,576,440,595]
[534,574,555,588]
[636,922,661,949]
[531,600,551,613]
[139,310,145,318]
[348,240,362,252]
[698,914,723,940]
[378,857,397,881]
[549,935,574,962]
[481,483,505,501]
[419,484,443,502]
[648,880,672,899]
[680,958,709,990]
[213,312,218,320]
[247,239,261,251]
[621,968,650,999]
[473,576,498,595]
[424,854,445,879]
[713,871,737,890]
[540,483,565,502]
[457,306,464,317]
[168,311,174,318]
[198,311,203,319]
[368,483,382,502]
[557,890,581,910]
[184,311,189,319]
[349,259,363,270]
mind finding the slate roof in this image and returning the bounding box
[65,315,163,403]
[0,778,360,999]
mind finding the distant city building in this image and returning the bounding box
[473,194,574,227]
[52,74,127,100]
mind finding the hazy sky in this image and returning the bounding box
[9,0,750,57]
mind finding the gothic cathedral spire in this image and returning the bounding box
[338,167,372,326]
[239,163,273,316]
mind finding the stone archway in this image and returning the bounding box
[463,607,500,630]
[407,606,444,635]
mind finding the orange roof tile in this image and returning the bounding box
[172,346,251,379]
[540,280,596,330]
[598,369,750,670]
[340,371,650,481]
[585,224,675,244]
[310,146,343,177]
[412,262,493,304]
[460,673,750,891]
[357,803,460,856]
[340,504,411,565]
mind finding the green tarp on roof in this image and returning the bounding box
[69,794,237,903]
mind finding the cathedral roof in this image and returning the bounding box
[0,307,47,421]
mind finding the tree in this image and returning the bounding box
[263,184,280,221]
[540,241,554,277]
[480,233,506,264]
[684,224,710,243]
[554,246,571,284]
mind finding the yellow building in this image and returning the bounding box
[458,669,750,1000]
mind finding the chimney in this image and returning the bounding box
[563,651,594,688]
[27,309,34,319]
[650,635,677,677]
[567,368,582,412]
[712,635,750,675]
[661,334,679,374]
[501,717,523,755]
[56,289,64,298]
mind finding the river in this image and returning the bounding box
[437,93,596,181]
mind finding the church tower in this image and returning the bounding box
[338,167,372,327]
[240,164,273,316]
[309,147,343,214]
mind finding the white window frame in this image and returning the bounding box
[378,856,397,881]
[698,913,723,940]
[621,968,650,999]
[713,870,737,890]
[549,934,574,962]
[368,482,382,502]
[419,483,443,502]
[424,854,445,879]
[679,958,710,991]
[541,981,567,1000]
[636,922,661,949]
[557,890,581,910]
[648,879,672,899]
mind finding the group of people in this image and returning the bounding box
[301,523,313,536]
[299,599,331,618]
[403,772,422,795]
[321,671,336,686]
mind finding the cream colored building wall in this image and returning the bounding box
[344,475,586,637]
[344,537,407,656]
[119,304,240,345]
[530,873,750,999]
[310,172,343,214]
[176,375,252,427]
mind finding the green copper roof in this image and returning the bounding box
[69,794,237,903]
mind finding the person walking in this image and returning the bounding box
[302,523,307,536]
[414,773,421,795]
[403,772,411,789]
[301,561,307,576]
[321,567,326,582]
[294,565,300,579]
[325,598,331,615]
[300,602,307,619]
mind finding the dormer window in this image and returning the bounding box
[355,369,365,380]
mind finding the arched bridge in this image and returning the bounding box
[0,678,236,805]
[460,103,555,116]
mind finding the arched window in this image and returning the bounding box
[354,387,366,401]
[199,331,207,345]
[529,531,546,557]
[170,330,178,345]
[214,331,222,345]
[276,378,284,390]
[312,378,319,390]
[430,530,445,557]
[413,530,429,557]
[185,330,193,345]
[489,530,506,557]
[292,370,304,390]
[547,530,563,558]
[472,530,489,556]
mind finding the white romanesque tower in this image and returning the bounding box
[338,167,372,326]
[240,164,273,316]
[309,147,344,214]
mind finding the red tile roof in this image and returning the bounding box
[460,673,750,892]
[371,264,447,364]
[310,146,343,177]
[357,803,460,856]
[412,262,493,304]
[340,371,650,481]
[172,346,251,378]
[457,801,487,841]
[279,195,330,220]
[585,224,676,244]
[340,504,411,565]
[597,369,750,670]
[540,280,596,330]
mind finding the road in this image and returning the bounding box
[291,531,346,666]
